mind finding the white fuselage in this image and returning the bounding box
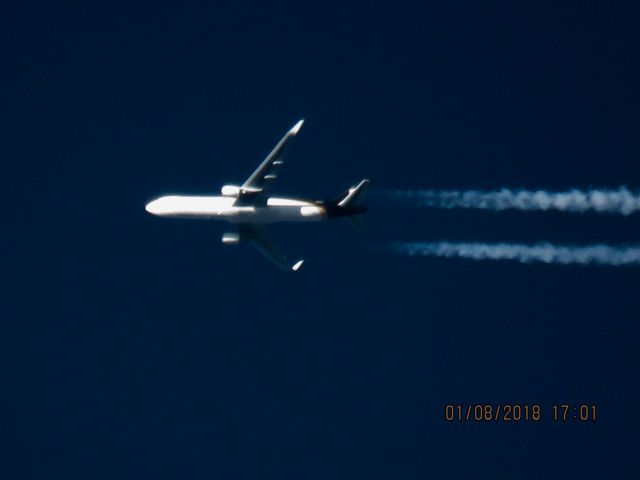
[145,195,327,224]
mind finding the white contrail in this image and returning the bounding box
[386,241,640,266]
[381,187,640,215]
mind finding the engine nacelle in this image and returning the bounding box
[221,232,240,244]
[221,184,241,196]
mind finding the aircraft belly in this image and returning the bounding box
[231,205,322,223]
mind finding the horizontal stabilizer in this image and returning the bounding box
[345,215,367,232]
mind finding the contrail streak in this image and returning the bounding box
[381,187,640,215]
[385,241,640,266]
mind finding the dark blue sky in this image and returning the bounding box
[4,2,640,478]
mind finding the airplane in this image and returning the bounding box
[145,120,369,271]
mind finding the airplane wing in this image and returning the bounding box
[236,224,304,272]
[240,120,304,194]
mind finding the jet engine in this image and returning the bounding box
[221,232,240,244]
[221,185,241,196]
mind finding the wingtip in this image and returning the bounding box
[291,259,304,271]
[289,119,304,135]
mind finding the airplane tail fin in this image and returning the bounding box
[319,179,370,219]
[335,179,370,208]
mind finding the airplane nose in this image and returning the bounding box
[145,196,177,215]
[145,200,159,214]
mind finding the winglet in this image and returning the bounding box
[291,260,304,271]
[289,119,304,135]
